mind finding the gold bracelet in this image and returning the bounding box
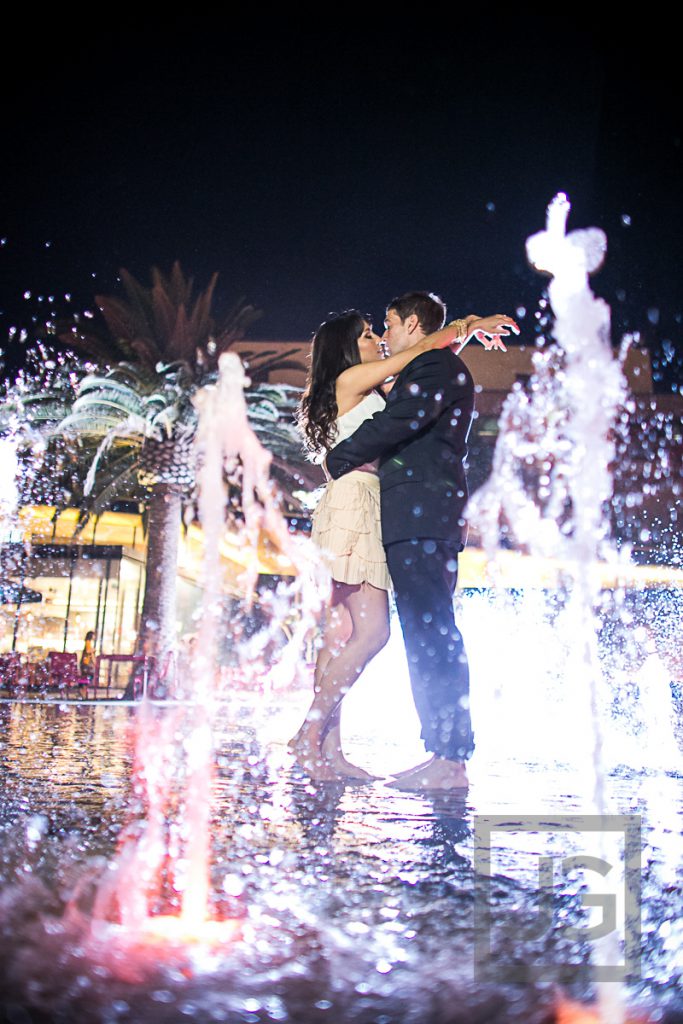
[447,318,468,338]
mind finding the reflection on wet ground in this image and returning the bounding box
[0,694,682,1024]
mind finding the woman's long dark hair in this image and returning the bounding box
[298,310,368,457]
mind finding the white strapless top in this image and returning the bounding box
[320,391,386,478]
[334,390,386,443]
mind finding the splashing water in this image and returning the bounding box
[468,194,648,1024]
[0,436,19,528]
[89,352,329,948]
[2,217,682,1024]
[469,193,630,804]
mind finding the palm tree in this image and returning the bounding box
[0,345,98,510]
[46,263,315,682]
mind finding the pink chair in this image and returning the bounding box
[47,652,86,697]
[29,659,51,695]
[0,652,26,696]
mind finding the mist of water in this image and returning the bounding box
[89,352,329,943]
[0,436,18,529]
[466,193,653,1024]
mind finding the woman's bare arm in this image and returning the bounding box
[335,320,473,406]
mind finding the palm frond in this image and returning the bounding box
[83,412,155,495]
[7,394,72,427]
[154,361,194,391]
[129,334,165,370]
[249,382,303,404]
[118,267,156,333]
[156,263,194,309]
[77,377,148,415]
[151,405,183,439]
[188,272,219,340]
[58,323,131,365]
[152,282,186,360]
[55,411,131,437]
[143,393,174,411]
[213,299,262,349]
[56,408,157,442]
[108,362,159,390]
[71,394,148,425]
[82,450,140,517]
[95,294,155,353]
[240,348,307,383]
[245,399,281,423]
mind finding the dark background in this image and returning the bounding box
[2,15,681,388]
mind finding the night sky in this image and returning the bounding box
[2,15,681,388]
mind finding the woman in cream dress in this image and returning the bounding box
[290,309,471,780]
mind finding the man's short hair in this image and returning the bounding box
[387,291,447,336]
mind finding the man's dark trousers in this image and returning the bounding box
[386,537,474,762]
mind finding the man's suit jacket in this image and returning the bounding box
[326,348,475,547]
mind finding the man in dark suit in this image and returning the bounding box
[326,292,517,790]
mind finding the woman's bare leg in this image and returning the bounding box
[289,594,350,762]
[290,581,390,779]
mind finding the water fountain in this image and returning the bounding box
[470,192,627,803]
[0,202,682,1023]
[82,352,328,950]
[465,194,681,1022]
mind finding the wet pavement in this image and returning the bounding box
[0,651,682,1024]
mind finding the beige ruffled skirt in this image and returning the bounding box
[311,471,392,591]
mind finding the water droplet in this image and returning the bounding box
[648,308,660,325]
[223,873,244,895]
[486,201,496,212]
[151,990,175,1003]
[621,214,632,226]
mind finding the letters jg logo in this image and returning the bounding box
[473,815,641,983]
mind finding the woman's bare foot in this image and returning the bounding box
[293,755,346,782]
[288,727,344,781]
[320,731,378,780]
[288,724,321,760]
[289,725,378,782]
[386,757,469,792]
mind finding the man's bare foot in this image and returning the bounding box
[386,757,469,792]
[390,756,435,780]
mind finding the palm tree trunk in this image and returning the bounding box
[123,483,182,699]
